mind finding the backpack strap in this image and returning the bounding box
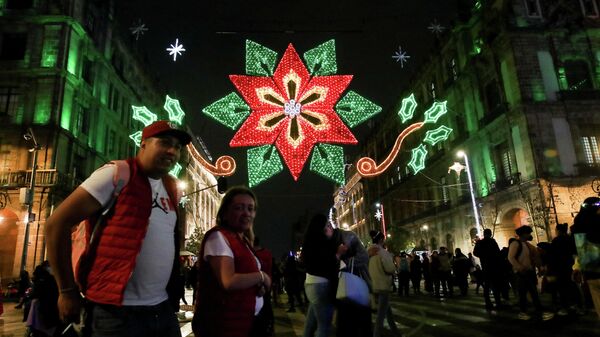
[90,160,131,243]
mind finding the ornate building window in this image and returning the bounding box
[581,136,600,164]
[524,0,542,17]
[564,60,593,90]
[0,88,21,117]
[580,0,600,18]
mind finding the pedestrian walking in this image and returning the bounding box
[452,248,472,296]
[474,229,503,310]
[410,252,422,294]
[45,121,191,337]
[397,252,411,297]
[301,214,342,337]
[421,252,433,293]
[508,225,554,321]
[369,230,401,337]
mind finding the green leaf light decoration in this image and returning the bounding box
[310,144,345,185]
[398,93,418,123]
[423,125,453,146]
[335,91,382,128]
[245,40,278,76]
[202,92,251,130]
[303,39,337,76]
[408,144,428,174]
[247,145,284,187]
[423,101,447,124]
[163,95,185,125]
[132,106,157,126]
[169,163,182,178]
[129,131,143,147]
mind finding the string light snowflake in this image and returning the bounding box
[374,209,383,221]
[427,20,446,35]
[129,19,148,40]
[166,38,186,61]
[392,46,410,68]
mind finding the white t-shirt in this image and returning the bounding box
[80,164,176,306]
[203,231,264,315]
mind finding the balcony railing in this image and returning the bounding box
[0,169,81,189]
[557,90,600,101]
[575,163,600,176]
[490,172,521,192]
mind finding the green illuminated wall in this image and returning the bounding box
[61,85,73,130]
[41,25,60,68]
[66,33,79,75]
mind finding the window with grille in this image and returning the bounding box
[440,176,449,203]
[0,88,21,117]
[524,0,542,17]
[580,0,600,17]
[581,136,600,164]
[0,33,27,60]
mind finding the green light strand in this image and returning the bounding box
[163,95,185,125]
[423,101,447,124]
[407,144,428,174]
[132,106,157,126]
[335,91,382,128]
[398,93,417,123]
[423,125,453,146]
[169,163,182,178]
[245,40,278,76]
[202,92,251,130]
[309,144,345,185]
[303,39,337,76]
[247,145,284,187]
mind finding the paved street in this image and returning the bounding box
[268,287,600,337]
[2,286,599,337]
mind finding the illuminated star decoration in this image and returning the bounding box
[427,20,445,35]
[357,94,453,177]
[203,40,381,187]
[448,161,466,176]
[374,209,382,221]
[392,46,411,68]
[166,38,186,61]
[129,19,148,40]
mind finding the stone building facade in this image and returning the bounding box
[355,0,600,253]
[0,0,221,281]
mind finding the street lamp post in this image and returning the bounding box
[375,202,387,237]
[454,151,482,239]
[21,128,42,272]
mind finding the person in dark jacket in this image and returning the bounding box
[421,252,433,293]
[410,252,422,294]
[14,270,31,309]
[452,248,472,296]
[473,229,503,310]
[301,214,342,337]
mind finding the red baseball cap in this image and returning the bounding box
[142,121,192,145]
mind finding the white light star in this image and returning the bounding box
[427,20,446,35]
[374,209,382,221]
[166,38,186,62]
[392,46,410,68]
[129,19,148,40]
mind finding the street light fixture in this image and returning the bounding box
[451,150,482,238]
[374,202,386,237]
[21,128,42,272]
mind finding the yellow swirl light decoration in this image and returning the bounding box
[357,122,424,177]
[187,143,236,177]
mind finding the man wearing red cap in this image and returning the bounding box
[45,121,191,337]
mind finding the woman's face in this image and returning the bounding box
[324,222,334,238]
[224,194,256,232]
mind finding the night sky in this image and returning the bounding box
[116,0,458,256]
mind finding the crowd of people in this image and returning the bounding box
[1,121,598,337]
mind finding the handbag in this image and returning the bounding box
[336,258,370,307]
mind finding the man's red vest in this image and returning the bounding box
[83,158,181,306]
[193,227,259,337]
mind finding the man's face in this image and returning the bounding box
[139,135,182,177]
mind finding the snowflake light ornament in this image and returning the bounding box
[129,19,148,41]
[203,40,381,187]
[427,20,446,35]
[374,209,383,221]
[166,38,186,61]
[392,46,411,68]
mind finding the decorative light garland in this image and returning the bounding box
[186,143,236,177]
[357,93,452,178]
[163,95,185,125]
[203,40,381,187]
